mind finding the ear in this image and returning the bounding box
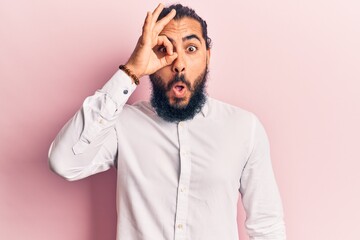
[206,49,211,65]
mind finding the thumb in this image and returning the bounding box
[160,52,178,68]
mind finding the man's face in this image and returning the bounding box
[149,17,211,122]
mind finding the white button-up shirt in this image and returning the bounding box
[48,70,286,240]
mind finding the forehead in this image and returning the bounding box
[160,17,203,42]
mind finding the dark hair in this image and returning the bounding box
[157,4,212,50]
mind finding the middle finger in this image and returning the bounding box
[151,3,165,26]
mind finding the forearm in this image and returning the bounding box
[48,69,136,181]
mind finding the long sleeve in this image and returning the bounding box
[48,70,136,181]
[239,114,286,239]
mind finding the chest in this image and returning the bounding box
[115,115,250,191]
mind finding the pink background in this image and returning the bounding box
[1,0,359,239]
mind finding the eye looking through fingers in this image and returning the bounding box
[156,35,174,55]
[157,45,167,53]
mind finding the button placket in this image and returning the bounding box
[174,121,191,240]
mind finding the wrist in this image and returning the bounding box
[119,64,140,85]
[124,63,143,79]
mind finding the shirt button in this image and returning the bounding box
[180,187,186,192]
[177,224,183,229]
[181,151,189,158]
[178,122,183,127]
[123,89,128,94]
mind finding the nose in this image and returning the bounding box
[172,52,186,74]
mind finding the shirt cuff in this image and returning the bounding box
[101,69,137,109]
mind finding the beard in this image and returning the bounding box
[149,66,208,122]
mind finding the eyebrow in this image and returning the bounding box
[166,34,202,45]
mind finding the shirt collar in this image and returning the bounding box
[199,96,209,117]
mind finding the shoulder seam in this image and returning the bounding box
[245,113,258,161]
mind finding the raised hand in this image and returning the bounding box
[125,3,178,79]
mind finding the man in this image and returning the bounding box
[48,3,286,240]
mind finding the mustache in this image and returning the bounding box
[166,74,192,91]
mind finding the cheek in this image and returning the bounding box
[155,68,169,77]
[154,69,172,85]
[188,53,207,69]
[187,56,207,78]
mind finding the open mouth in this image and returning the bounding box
[173,82,186,90]
[175,85,185,91]
[172,83,187,97]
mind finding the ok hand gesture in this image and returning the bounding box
[125,3,178,79]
